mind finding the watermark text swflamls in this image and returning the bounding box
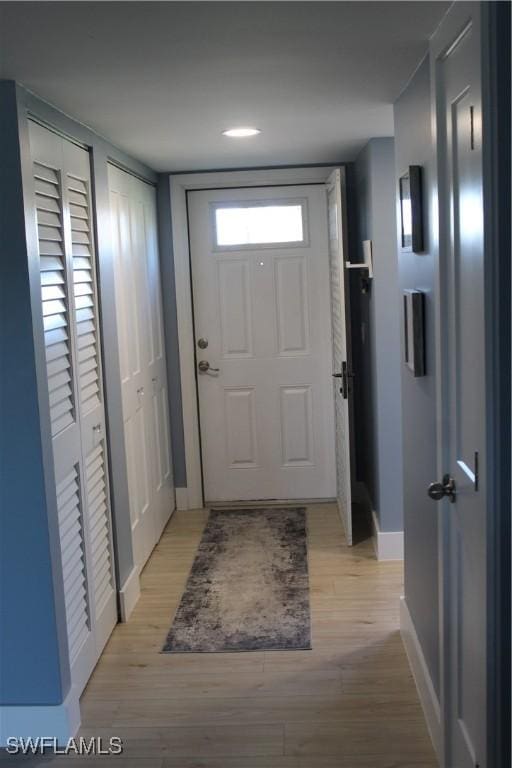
[6,736,123,755]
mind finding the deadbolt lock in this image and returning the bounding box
[197,338,208,349]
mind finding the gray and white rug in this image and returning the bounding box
[162,507,311,653]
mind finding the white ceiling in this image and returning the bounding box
[0,2,449,171]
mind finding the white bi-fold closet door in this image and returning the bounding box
[108,166,174,572]
[28,121,117,696]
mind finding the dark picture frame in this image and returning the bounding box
[399,165,423,253]
[403,289,425,377]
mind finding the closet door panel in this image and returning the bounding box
[63,139,117,650]
[29,122,116,695]
[143,185,173,536]
[108,168,155,570]
[30,122,95,692]
[108,167,174,569]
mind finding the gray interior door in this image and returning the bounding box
[434,7,487,766]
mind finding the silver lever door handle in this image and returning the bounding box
[198,360,220,373]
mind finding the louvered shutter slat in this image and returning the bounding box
[47,355,71,379]
[35,178,61,199]
[72,231,90,245]
[67,175,101,416]
[74,270,92,285]
[38,210,61,228]
[81,370,98,390]
[34,163,75,438]
[38,224,63,242]
[79,357,97,376]
[42,299,67,317]
[38,241,65,257]
[85,445,114,618]
[69,203,88,219]
[40,255,64,272]
[49,383,73,409]
[90,516,108,548]
[46,340,69,363]
[73,257,92,270]
[41,271,65,286]
[45,327,68,346]
[71,217,90,233]
[43,314,67,333]
[35,194,60,214]
[55,467,90,664]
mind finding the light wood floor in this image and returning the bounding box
[75,503,436,766]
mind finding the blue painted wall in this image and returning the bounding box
[393,57,439,695]
[353,138,404,533]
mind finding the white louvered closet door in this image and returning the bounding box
[108,166,174,572]
[29,121,117,696]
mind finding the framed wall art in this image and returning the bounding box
[399,165,423,253]
[403,289,425,377]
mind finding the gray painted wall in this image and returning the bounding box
[353,138,403,532]
[393,57,439,695]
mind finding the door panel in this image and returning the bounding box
[326,169,354,544]
[280,385,313,465]
[435,10,487,766]
[218,259,253,357]
[274,255,310,355]
[108,166,174,567]
[189,185,336,503]
[29,121,116,696]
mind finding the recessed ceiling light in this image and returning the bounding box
[222,127,261,138]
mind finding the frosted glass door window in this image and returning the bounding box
[214,202,305,247]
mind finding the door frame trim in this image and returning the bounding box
[170,166,336,509]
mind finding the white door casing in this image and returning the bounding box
[189,185,336,503]
[108,166,174,571]
[326,169,353,545]
[29,121,117,696]
[433,5,487,766]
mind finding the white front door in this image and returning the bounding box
[188,185,336,503]
[327,169,353,544]
[433,6,487,766]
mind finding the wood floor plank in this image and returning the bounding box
[79,504,437,767]
[79,725,284,758]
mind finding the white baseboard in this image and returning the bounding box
[371,510,404,560]
[400,597,441,763]
[0,686,80,746]
[175,487,189,511]
[118,565,140,622]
